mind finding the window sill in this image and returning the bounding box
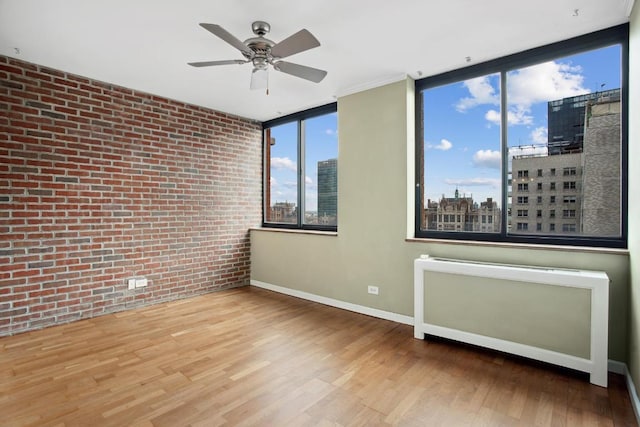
[250,227,338,237]
[405,237,629,255]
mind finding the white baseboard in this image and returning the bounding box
[250,280,640,424]
[250,280,414,326]
[608,359,640,423]
[608,359,627,375]
[622,363,640,424]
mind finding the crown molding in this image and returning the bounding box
[624,0,636,16]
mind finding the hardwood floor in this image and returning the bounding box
[1,286,637,426]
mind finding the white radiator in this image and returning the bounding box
[414,255,609,387]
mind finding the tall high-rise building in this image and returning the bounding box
[317,158,337,223]
[547,88,620,155]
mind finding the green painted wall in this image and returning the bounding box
[252,74,631,363]
[628,2,640,398]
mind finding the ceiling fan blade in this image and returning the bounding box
[273,61,327,83]
[188,59,247,67]
[199,23,253,56]
[270,29,320,59]
[250,68,268,90]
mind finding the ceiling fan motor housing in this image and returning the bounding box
[251,21,271,36]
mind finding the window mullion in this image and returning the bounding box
[500,70,509,237]
[298,119,305,227]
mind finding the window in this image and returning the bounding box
[550,196,556,204]
[563,195,577,203]
[550,209,556,218]
[563,224,577,233]
[517,209,528,217]
[517,223,528,231]
[536,210,542,218]
[264,104,338,230]
[416,24,627,248]
[517,196,528,204]
[537,223,543,231]
[550,223,556,231]
[537,196,543,204]
[563,209,577,218]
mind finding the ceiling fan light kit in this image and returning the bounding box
[189,21,327,91]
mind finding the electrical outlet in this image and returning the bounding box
[136,278,148,288]
[128,279,136,290]
[368,285,379,295]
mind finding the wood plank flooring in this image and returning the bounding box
[1,286,637,426]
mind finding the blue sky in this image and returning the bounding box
[269,112,338,212]
[423,44,621,207]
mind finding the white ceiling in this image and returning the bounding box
[0,0,634,122]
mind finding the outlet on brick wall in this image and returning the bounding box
[0,55,263,335]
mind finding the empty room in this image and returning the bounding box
[1,1,640,425]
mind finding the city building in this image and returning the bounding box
[424,189,501,232]
[317,158,338,225]
[547,88,621,155]
[582,96,622,236]
[511,91,621,236]
[269,201,297,223]
[511,153,582,234]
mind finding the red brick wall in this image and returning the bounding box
[0,56,263,335]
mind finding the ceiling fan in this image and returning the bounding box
[188,21,327,90]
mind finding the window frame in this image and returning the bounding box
[415,24,628,248]
[263,103,338,232]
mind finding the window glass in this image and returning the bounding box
[266,122,298,224]
[507,45,621,237]
[421,73,502,233]
[304,113,338,226]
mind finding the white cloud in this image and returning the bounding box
[485,107,532,126]
[472,149,501,169]
[485,110,501,126]
[508,107,533,126]
[507,61,588,108]
[456,76,499,112]
[444,177,501,187]
[325,129,338,136]
[305,176,317,191]
[530,127,548,145]
[426,138,453,151]
[271,157,297,172]
[270,176,277,186]
[456,60,589,129]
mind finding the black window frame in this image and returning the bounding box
[262,103,338,232]
[415,24,628,248]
